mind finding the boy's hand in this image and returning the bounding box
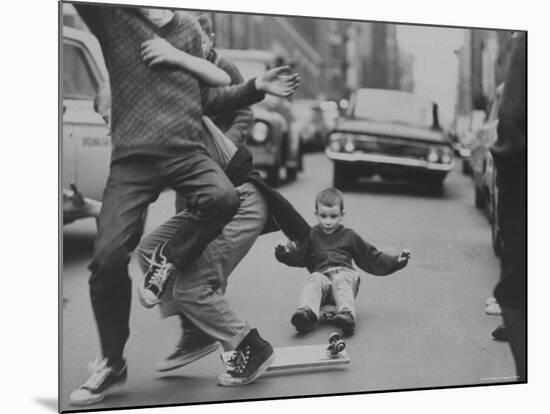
[275,239,297,253]
[255,66,300,97]
[398,249,411,263]
[141,38,185,67]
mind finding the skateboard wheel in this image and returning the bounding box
[329,332,341,344]
[335,340,346,353]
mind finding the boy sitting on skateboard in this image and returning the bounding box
[275,188,411,335]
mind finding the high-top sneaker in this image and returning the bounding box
[217,329,275,386]
[138,242,174,308]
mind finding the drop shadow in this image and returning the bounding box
[34,398,57,412]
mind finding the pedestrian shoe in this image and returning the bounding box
[333,309,355,336]
[491,324,509,342]
[485,297,502,316]
[217,328,275,386]
[156,329,220,372]
[138,242,175,308]
[291,307,318,333]
[69,357,127,406]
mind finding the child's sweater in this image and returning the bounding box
[74,5,263,162]
[275,225,405,276]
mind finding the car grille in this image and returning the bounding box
[353,136,429,159]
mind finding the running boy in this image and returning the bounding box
[275,188,411,335]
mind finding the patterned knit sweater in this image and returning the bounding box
[74,5,264,161]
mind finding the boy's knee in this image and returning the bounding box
[208,185,240,221]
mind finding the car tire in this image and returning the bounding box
[333,162,355,190]
[266,166,281,188]
[462,160,470,175]
[475,186,485,209]
[492,219,503,257]
[491,192,503,256]
[286,166,298,182]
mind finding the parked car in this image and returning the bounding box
[216,49,303,186]
[452,110,486,175]
[291,99,330,152]
[326,88,454,192]
[469,84,504,256]
[62,27,110,225]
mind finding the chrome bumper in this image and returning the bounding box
[325,149,455,172]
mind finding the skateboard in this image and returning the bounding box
[267,332,350,372]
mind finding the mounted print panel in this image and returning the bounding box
[60,1,526,412]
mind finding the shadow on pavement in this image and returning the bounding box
[62,229,96,262]
[343,177,457,200]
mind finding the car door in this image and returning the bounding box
[62,36,110,202]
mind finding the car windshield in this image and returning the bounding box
[63,43,98,100]
[351,89,434,128]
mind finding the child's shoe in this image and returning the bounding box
[69,357,127,406]
[291,307,318,333]
[333,309,355,335]
[156,329,219,372]
[491,324,509,342]
[138,242,174,308]
[217,329,275,386]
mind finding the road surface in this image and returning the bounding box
[61,153,515,411]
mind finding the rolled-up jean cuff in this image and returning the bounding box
[221,324,251,352]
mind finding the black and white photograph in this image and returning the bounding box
[42,0,538,412]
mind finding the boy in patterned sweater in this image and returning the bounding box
[69,5,298,406]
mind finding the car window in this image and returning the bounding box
[63,43,98,100]
[230,59,269,82]
[352,89,433,128]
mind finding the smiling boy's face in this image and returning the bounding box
[315,203,344,234]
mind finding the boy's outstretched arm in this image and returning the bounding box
[201,66,300,116]
[141,38,231,86]
[274,240,307,268]
[352,232,410,276]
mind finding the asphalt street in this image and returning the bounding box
[61,153,515,411]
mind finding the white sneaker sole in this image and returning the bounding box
[156,342,220,372]
[217,351,276,386]
[137,281,160,308]
[70,388,105,406]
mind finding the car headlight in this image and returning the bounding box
[330,141,342,152]
[344,140,355,152]
[251,122,269,143]
[427,148,439,163]
[440,147,453,163]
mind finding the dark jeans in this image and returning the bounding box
[493,168,526,381]
[88,150,240,364]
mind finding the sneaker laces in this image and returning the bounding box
[143,254,172,290]
[224,346,251,375]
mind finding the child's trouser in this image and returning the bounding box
[89,150,240,365]
[137,182,268,351]
[298,267,360,319]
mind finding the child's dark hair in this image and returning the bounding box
[196,13,213,34]
[315,188,344,212]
